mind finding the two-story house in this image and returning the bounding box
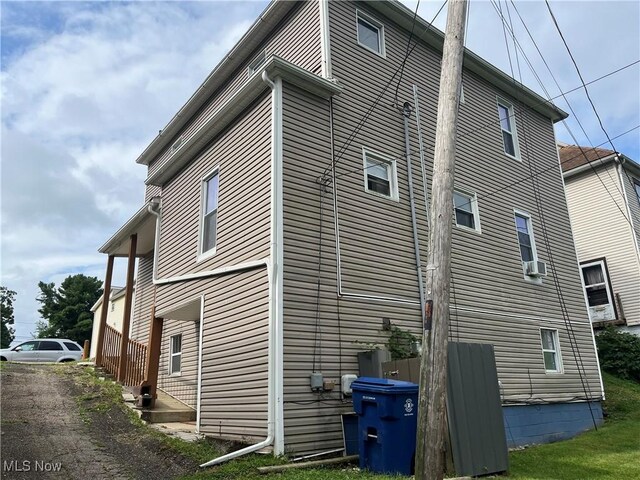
[95,0,604,459]
[560,144,640,334]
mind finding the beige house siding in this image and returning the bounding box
[147,0,321,180]
[276,0,601,455]
[621,166,640,261]
[565,164,640,327]
[131,254,155,344]
[155,94,271,281]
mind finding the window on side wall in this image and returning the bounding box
[200,170,219,256]
[363,149,398,201]
[514,211,535,263]
[580,259,616,322]
[453,189,480,232]
[540,328,562,373]
[169,334,182,376]
[356,11,385,57]
[633,177,640,206]
[497,99,519,159]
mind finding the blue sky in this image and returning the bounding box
[1,0,639,343]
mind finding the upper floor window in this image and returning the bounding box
[580,259,616,322]
[497,99,519,159]
[248,50,266,76]
[362,148,398,201]
[540,328,563,373]
[633,178,640,206]
[453,189,480,232]
[201,169,219,256]
[356,11,385,57]
[514,211,536,262]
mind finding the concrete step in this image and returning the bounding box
[137,389,196,424]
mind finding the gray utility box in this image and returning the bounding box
[357,349,391,378]
[381,357,421,384]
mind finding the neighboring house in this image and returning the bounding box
[89,286,128,358]
[95,0,603,457]
[560,144,640,334]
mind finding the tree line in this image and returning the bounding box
[1,274,103,348]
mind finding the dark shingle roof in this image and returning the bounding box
[558,144,616,172]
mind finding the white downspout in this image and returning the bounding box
[319,0,332,78]
[195,294,205,434]
[200,69,284,467]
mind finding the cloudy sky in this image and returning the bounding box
[2,0,639,344]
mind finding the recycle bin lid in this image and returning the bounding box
[351,377,418,394]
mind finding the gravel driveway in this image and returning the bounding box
[0,363,199,479]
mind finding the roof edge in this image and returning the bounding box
[98,203,153,254]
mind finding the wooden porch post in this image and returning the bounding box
[117,234,137,382]
[143,306,163,408]
[95,255,114,367]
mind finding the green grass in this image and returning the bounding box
[507,372,640,480]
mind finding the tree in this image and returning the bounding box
[36,274,103,344]
[1,287,17,348]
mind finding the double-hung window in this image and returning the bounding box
[580,259,616,322]
[363,149,398,201]
[497,99,519,158]
[169,334,182,376]
[540,328,563,373]
[201,170,219,256]
[356,11,385,57]
[633,178,640,206]
[453,190,480,232]
[514,211,535,262]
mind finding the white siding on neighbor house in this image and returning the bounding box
[565,164,640,327]
[90,291,127,359]
[277,0,601,456]
[147,0,321,180]
[131,254,155,344]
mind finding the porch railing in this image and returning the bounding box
[124,338,148,387]
[102,324,122,378]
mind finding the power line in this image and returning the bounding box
[394,0,422,108]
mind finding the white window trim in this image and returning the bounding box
[356,9,386,58]
[513,208,542,284]
[453,187,481,233]
[496,97,521,160]
[362,147,399,202]
[197,166,220,262]
[169,334,182,377]
[539,327,564,374]
[580,259,615,320]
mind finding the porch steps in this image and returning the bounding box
[138,390,196,424]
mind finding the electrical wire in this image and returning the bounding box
[394,0,422,109]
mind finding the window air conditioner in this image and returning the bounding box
[525,260,547,277]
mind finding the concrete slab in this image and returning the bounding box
[150,422,203,442]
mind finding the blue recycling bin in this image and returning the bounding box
[351,377,419,475]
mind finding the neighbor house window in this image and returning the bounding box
[580,259,616,322]
[497,99,519,158]
[169,334,182,375]
[201,170,219,255]
[540,328,562,373]
[356,11,385,57]
[363,148,398,200]
[453,189,480,232]
[514,211,536,263]
[248,50,266,76]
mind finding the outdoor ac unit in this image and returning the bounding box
[525,260,547,277]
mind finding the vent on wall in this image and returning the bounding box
[171,136,183,153]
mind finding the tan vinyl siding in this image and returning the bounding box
[156,94,271,279]
[621,167,640,258]
[147,0,321,180]
[199,268,270,442]
[131,254,155,343]
[158,318,199,408]
[565,164,640,326]
[278,1,601,455]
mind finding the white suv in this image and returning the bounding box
[0,339,83,363]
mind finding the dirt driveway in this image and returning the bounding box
[0,363,199,479]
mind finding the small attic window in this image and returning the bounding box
[248,51,267,76]
[171,136,183,153]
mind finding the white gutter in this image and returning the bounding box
[319,0,332,78]
[561,153,617,180]
[200,69,284,467]
[196,294,205,434]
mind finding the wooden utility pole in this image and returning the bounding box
[415,1,468,479]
